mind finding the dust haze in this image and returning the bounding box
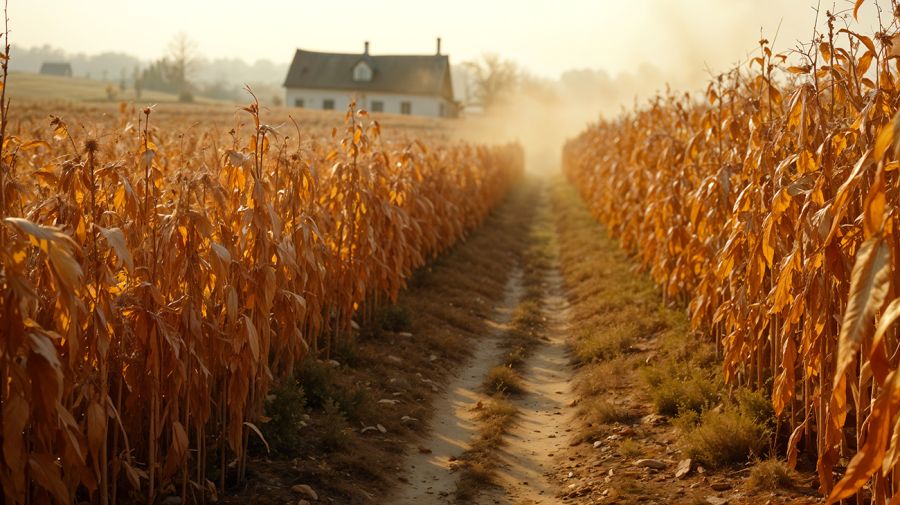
[453,0,880,173]
[455,64,669,173]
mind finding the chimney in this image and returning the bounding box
[364,41,370,55]
[436,37,442,55]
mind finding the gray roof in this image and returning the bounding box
[283,49,454,101]
[40,62,72,76]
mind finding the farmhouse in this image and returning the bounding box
[40,62,73,77]
[283,39,458,118]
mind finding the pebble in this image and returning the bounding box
[675,458,692,479]
[634,458,668,470]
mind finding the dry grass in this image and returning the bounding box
[586,398,637,425]
[454,397,519,500]
[681,407,768,468]
[747,459,795,491]
[475,398,519,444]
[578,357,630,393]
[454,460,494,501]
[574,325,637,362]
[618,439,644,459]
[549,177,783,493]
[484,365,524,395]
[641,367,720,417]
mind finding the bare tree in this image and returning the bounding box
[167,32,198,101]
[462,54,520,110]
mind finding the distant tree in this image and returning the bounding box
[132,66,142,99]
[462,54,520,110]
[140,59,177,94]
[167,33,198,102]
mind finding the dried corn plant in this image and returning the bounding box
[0,89,522,504]
[564,3,900,503]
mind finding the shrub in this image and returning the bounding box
[259,378,307,456]
[319,398,351,451]
[683,408,767,467]
[648,371,718,416]
[297,358,374,423]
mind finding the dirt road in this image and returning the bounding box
[389,181,579,505]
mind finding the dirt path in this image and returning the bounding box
[390,182,580,505]
[476,266,577,505]
[390,270,525,505]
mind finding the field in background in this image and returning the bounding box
[9,94,467,143]
[5,71,226,103]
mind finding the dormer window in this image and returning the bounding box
[353,61,373,82]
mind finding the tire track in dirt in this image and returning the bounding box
[389,269,525,505]
[473,236,578,505]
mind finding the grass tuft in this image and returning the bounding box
[682,407,767,468]
[618,439,644,458]
[455,460,493,500]
[586,398,636,425]
[484,365,524,395]
[747,459,795,491]
[643,368,719,416]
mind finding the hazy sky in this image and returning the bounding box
[16,0,884,85]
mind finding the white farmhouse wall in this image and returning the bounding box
[285,88,453,118]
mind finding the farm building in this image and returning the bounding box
[39,62,73,77]
[283,39,458,118]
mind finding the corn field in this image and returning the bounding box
[564,5,900,503]
[0,93,522,504]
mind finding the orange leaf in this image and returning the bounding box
[834,237,891,389]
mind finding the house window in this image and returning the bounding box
[400,101,412,115]
[353,62,373,82]
[371,100,384,113]
[323,99,335,110]
[294,98,304,108]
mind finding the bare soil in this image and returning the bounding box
[473,268,578,505]
[390,270,523,505]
